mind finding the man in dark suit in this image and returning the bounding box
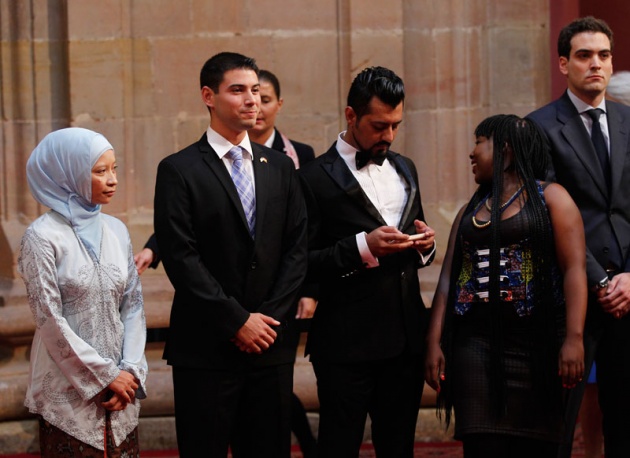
[300,66,436,457]
[135,69,314,273]
[153,52,307,458]
[136,67,317,458]
[528,17,630,458]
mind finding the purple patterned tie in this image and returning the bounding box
[226,146,256,238]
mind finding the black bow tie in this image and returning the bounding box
[355,150,387,169]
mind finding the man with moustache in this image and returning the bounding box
[528,17,630,458]
[154,52,307,458]
[300,66,436,457]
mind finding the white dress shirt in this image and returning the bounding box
[206,125,256,185]
[335,132,434,267]
[567,89,610,154]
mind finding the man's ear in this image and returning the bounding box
[201,86,215,110]
[345,106,357,126]
[559,57,569,77]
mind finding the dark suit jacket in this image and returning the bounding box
[143,233,160,269]
[299,143,433,364]
[154,133,308,369]
[145,129,314,268]
[271,128,316,166]
[528,91,630,284]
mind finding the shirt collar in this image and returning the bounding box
[263,129,276,148]
[206,125,254,160]
[335,131,361,170]
[567,88,607,113]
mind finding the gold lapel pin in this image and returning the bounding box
[260,157,268,163]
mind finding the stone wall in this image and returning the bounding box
[0,0,551,452]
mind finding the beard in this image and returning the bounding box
[352,133,390,159]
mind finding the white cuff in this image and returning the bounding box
[418,241,436,266]
[357,232,379,268]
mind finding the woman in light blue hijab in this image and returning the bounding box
[26,127,112,258]
[19,127,148,457]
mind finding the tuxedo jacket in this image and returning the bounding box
[271,128,316,166]
[528,92,630,284]
[299,143,433,364]
[154,133,308,369]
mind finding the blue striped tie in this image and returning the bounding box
[227,146,256,238]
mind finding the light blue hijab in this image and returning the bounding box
[26,127,114,259]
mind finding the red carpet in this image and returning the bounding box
[0,422,591,458]
[0,443,464,458]
[0,441,591,458]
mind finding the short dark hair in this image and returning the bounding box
[258,69,281,99]
[558,16,613,58]
[199,52,259,91]
[347,66,405,119]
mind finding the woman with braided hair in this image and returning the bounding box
[425,114,587,457]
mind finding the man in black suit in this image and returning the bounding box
[300,66,436,457]
[154,52,307,458]
[135,69,315,273]
[528,17,630,458]
[136,67,318,458]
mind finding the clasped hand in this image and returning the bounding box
[596,272,630,319]
[101,370,140,411]
[232,313,280,354]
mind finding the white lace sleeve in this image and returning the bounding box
[118,234,148,399]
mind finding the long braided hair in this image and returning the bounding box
[438,114,563,425]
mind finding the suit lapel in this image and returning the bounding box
[271,128,285,153]
[389,153,417,230]
[251,143,269,239]
[320,144,387,226]
[557,93,609,198]
[200,135,255,238]
[606,101,629,201]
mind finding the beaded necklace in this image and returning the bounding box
[472,186,524,229]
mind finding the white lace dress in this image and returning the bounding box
[18,210,148,450]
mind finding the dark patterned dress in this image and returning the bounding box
[450,187,565,442]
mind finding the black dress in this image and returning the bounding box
[450,189,565,442]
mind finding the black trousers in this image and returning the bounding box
[172,363,293,458]
[313,352,424,458]
[558,303,630,458]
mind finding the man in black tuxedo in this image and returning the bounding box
[528,17,630,458]
[154,52,307,458]
[300,66,436,457]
